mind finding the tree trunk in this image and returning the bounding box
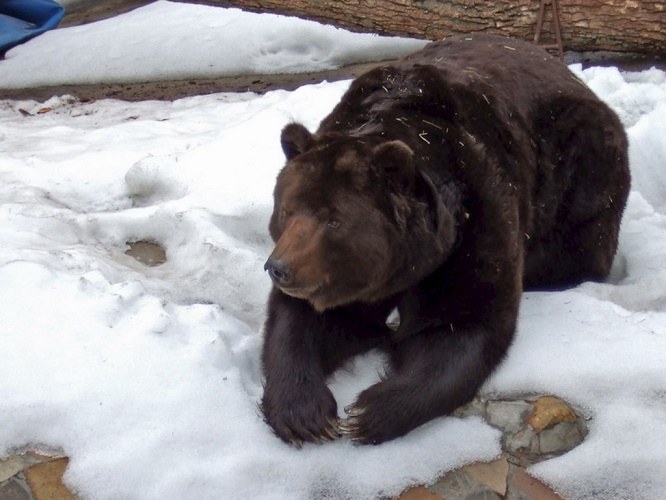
[201,0,665,54]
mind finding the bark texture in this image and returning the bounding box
[203,0,665,54]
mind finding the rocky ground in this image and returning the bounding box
[2,2,661,498]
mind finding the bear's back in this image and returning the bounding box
[402,34,595,118]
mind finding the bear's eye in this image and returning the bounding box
[327,219,341,229]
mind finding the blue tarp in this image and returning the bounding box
[0,0,65,53]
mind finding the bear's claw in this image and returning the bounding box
[293,418,341,446]
[325,417,342,440]
[337,418,358,435]
[339,405,371,441]
[343,404,365,417]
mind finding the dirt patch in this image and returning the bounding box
[1,61,388,102]
[5,53,662,104]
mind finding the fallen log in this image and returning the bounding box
[204,0,665,54]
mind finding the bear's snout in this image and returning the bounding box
[264,257,292,286]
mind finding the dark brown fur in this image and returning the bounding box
[261,34,630,446]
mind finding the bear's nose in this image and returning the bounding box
[264,257,292,286]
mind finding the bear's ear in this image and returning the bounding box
[281,123,313,160]
[372,140,415,190]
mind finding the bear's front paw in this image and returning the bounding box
[339,381,424,445]
[261,381,340,447]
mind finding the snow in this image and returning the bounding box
[0,0,427,88]
[1,2,665,500]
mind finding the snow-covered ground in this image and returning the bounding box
[1,2,665,499]
[0,1,426,88]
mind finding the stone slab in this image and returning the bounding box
[24,458,77,500]
[399,485,443,500]
[464,458,509,496]
[0,478,33,500]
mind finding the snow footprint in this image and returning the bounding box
[254,32,331,72]
[125,154,188,207]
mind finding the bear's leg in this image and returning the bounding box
[526,100,630,289]
[340,322,510,444]
[261,288,389,446]
[524,203,626,289]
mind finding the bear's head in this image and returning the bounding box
[265,123,457,312]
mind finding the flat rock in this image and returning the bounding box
[427,460,504,500]
[528,396,578,431]
[0,456,32,483]
[486,400,533,435]
[538,421,586,455]
[506,464,564,500]
[458,394,589,466]
[24,458,77,500]
[398,485,443,499]
[0,478,32,500]
[464,458,510,496]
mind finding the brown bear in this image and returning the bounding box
[260,34,630,446]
